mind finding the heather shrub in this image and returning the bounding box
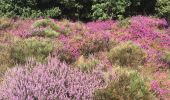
[162,51,170,65]
[57,49,76,64]
[75,55,99,73]
[0,57,105,100]
[94,68,156,100]
[80,37,114,56]
[0,17,12,30]
[108,41,146,67]
[0,44,14,74]
[10,38,53,64]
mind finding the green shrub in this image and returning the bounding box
[108,41,146,67]
[32,19,60,30]
[75,55,99,73]
[162,51,170,65]
[32,19,52,28]
[10,38,53,64]
[43,28,60,38]
[118,18,131,28]
[31,19,60,38]
[94,69,156,100]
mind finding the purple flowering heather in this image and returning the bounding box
[0,57,105,100]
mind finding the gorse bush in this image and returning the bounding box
[32,19,60,31]
[75,55,99,73]
[108,41,146,67]
[10,38,53,64]
[31,19,60,38]
[0,57,105,99]
[94,68,156,100]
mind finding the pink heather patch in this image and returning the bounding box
[0,57,105,100]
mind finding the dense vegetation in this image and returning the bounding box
[0,0,170,22]
[0,0,170,99]
[0,16,170,99]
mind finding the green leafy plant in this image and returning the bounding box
[108,41,146,67]
[92,0,131,20]
[156,0,170,24]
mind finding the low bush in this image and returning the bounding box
[108,41,146,67]
[43,28,60,38]
[10,38,53,64]
[80,37,115,56]
[94,68,156,100]
[57,49,76,64]
[31,19,61,38]
[162,51,170,65]
[0,44,14,74]
[32,19,59,30]
[0,57,105,99]
[75,55,99,73]
[32,19,52,28]
[118,18,131,28]
[0,17,12,30]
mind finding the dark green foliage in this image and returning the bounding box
[0,0,169,21]
[108,41,146,67]
[0,0,61,18]
[155,0,170,24]
[92,0,131,20]
[93,69,155,100]
[10,38,53,64]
